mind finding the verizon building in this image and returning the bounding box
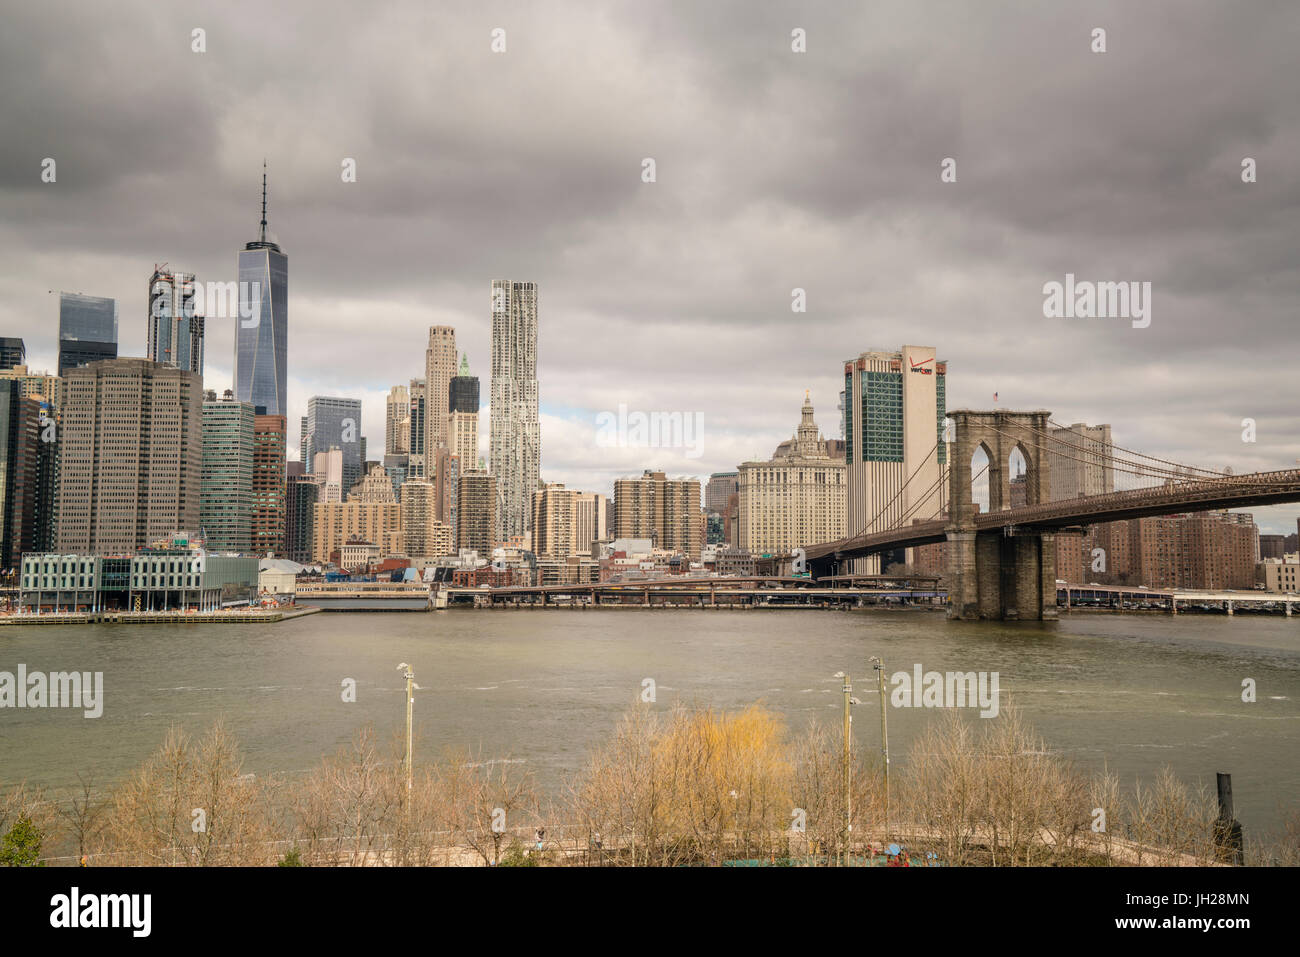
[841,345,946,572]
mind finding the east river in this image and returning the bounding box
[2,608,1297,834]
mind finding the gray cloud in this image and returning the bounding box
[1,0,1297,532]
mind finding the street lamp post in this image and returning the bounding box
[396,663,418,804]
[870,656,889,845]
[834,671,862,866]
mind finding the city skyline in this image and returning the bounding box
[1,2,1298,535]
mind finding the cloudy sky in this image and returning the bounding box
[2,0,1297,532]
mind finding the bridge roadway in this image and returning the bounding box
[804,467,1300,562]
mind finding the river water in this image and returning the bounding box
[2,608,1297,835]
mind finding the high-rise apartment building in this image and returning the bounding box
[489,280,540,543]
[424,326,457,459]
[457,470,496,558]
[252,414,287,556]
[613,470,702,560]
[1077,511,1259,589]
[531,483,608,558]
[57,359,202,553]
[386,385,410,455]
[147,267,204,374]
[0,381,41,569]
[57,293,118,377]
[285,461,319,564]
[304,396,363,493]
[842,345,946,571]
[738,394,846,555]
[399,479,452,559]
[201,392,255,552]
[234,167,289,416]
[1047,423,1114,501]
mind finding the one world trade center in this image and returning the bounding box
[235,164,288,416]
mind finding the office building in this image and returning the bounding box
[407,379,426,479]
[348,462,397,504]
[313,447,345,504]
[704,472,739,516]
[842,345,946,572]
[312,496,403,564]
[57,293,118,376]
[304,396,363,493]
[425,326,457,457]
[383,453,409,501]
[737,393,846,555]
[0,338,25,371]
[57,359,202,554]
[489,280,540,542]
[233,166,289,416]
[613,470,702,560]
[201,392,255,552]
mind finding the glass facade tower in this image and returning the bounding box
[234,167,288,417]
[57,293,118,376]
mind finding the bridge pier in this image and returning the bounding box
[946,409,1057,621]
[947,528,1056,620]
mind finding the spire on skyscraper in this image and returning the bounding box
[259,159,268,244]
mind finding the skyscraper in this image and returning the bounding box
[457,470,497,559]
[57,293,118,377]
[407,379,426,479]
[285,461,319,564]
[0,381,41,569]
[234,165,288,416]
[841,345,946,572]
[252,413,287,556]
[424,326,457,459]
[57,359,202,554]
[304,396,363,494]
[201,392,255,552]
[489,280,539,543]
[147,266,203,374]
[448,352,480,474]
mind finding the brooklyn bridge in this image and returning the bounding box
[801,410,1300,621]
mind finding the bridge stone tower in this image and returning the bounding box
[946,410,1057,620]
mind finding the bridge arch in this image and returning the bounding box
[946,410,1056,620]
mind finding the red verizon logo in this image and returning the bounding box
[909,356,934,375]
